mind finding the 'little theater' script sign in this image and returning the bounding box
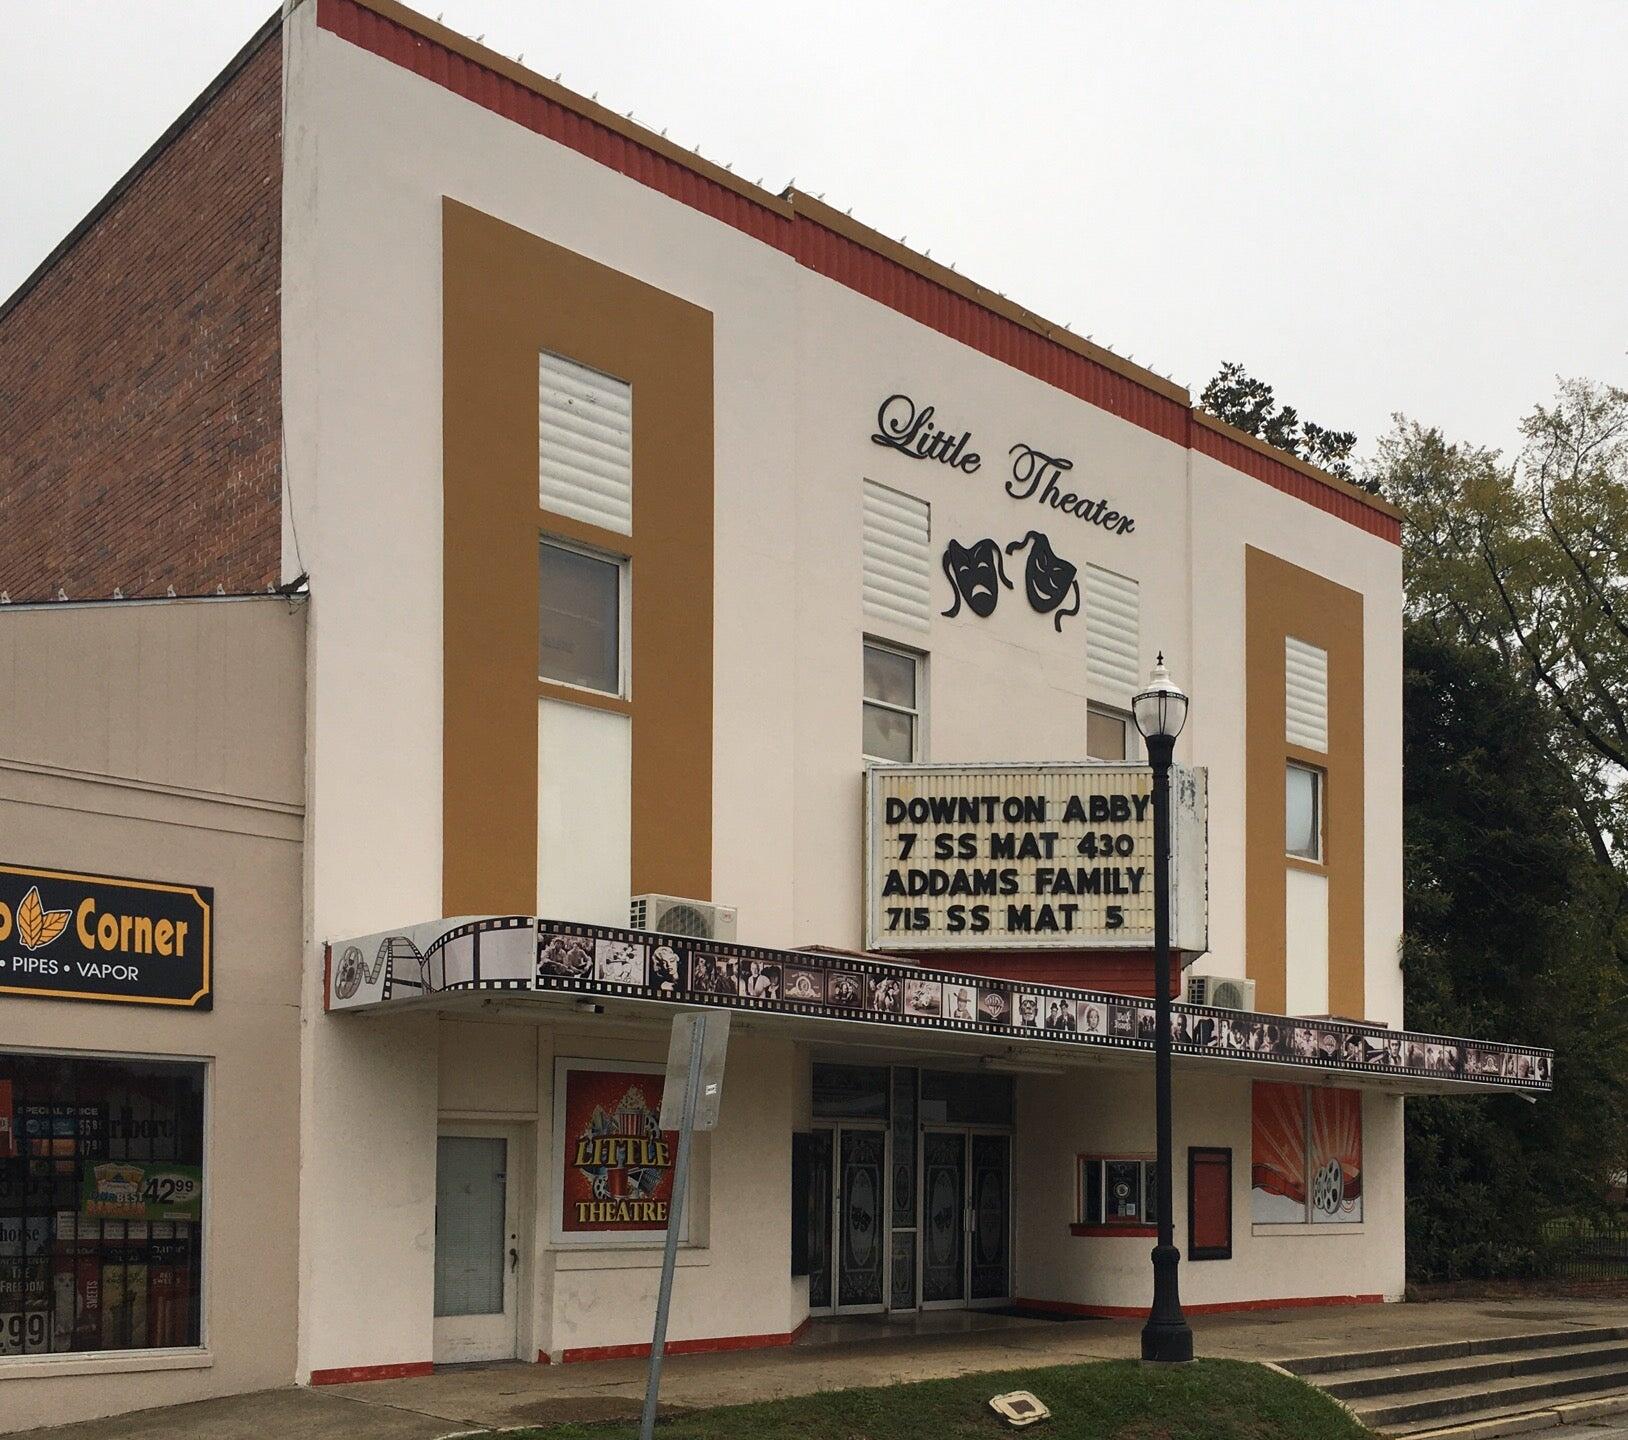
[865,763,1207,953]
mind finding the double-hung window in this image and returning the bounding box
[863,641,922,764]
[1087,703,1133,763]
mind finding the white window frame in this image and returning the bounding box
[862,638,925,765]
[1086,702,1135,764]
[538,535,631,701]
[1286,761,1324,863]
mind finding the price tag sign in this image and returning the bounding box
[82,1161,203,1221]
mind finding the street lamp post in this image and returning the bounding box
[1132,654,1194,1365]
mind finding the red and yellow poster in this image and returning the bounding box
[1252,1082,1363,1224]
[1250,1081,1308,1223]
[559,1067,676,1235]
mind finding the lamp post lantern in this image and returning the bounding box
[1132,653,1194,1365]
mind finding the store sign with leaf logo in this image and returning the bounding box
[0,864,212,1009]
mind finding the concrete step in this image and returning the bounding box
[1321,1337,1628,1400]
[1352,1358,1628,1431]
[1279,1325,1628,1377]
[1383,1387,1628,1439]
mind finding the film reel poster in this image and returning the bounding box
[1251,1082,1362,1225]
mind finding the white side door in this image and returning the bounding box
[433,1125,522,1363]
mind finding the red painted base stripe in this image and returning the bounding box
[560,1321,807,1365]
[1069,1223,1159,1238]
[309,1359,434,1385]
[1015,1293,1385,1320]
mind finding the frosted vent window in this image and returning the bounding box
[1084,566,1141,708]
[1285,637,1329,752]
[862,481,932,633]
[539,351,633,536]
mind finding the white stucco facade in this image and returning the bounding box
[272,0,1427,1381]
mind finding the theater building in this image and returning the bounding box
[0,0,1551,1426]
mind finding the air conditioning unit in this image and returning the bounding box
[1185,974,1256,1012]
[630,894,738,942]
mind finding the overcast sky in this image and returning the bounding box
[4,1,1624,460]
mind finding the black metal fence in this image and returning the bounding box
[1540,1220,1628,1285]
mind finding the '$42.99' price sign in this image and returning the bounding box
[82,1161,203,1222]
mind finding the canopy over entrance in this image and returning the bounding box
[326,915,1552,1097]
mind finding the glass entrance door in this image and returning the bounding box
[921,1130,966,1305]
[921,1129,1012,1308]
[836,1127,886,1311]
[969,1133,1013,1301]
[807,1124,886,1314]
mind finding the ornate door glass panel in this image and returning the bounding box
[969,1133,1012,1300]
[807,1129,834,1309]
[921,1131,966,1303]
[890,1230,917,1309]
[837,1129,885,1309]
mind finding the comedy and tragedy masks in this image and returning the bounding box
[940,537,1013,619]
[1005,531,1081,631]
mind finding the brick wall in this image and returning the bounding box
[0,30,282,602]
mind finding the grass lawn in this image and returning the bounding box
[499,1357,1370,1439]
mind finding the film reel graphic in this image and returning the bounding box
[1312,1158,1345,1216]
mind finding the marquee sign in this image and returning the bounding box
[0,864,212,1009]
[865,763,1208,953]
[326,916,1552,1093]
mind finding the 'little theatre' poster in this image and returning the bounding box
[560,1066,676,1234]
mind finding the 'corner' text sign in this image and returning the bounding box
[865,763,1207,953]
[0,864,212,1009]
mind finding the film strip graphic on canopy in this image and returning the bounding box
[328,915,1553,1091]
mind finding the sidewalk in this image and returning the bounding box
[18,1297,1627,1440]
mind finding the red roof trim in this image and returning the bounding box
[319,0,1400,545]
[1193,422,1400,542]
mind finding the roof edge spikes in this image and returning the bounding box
[783,189,1192,408]
[1192,411,1403,522]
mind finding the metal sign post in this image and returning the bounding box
[640,1010,730,1440]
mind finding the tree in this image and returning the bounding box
[1400,624,1628,1280]
[1199,361,1364,486]
[1375,378,1628,883]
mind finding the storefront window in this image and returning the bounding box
[0,1052,204,1357]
